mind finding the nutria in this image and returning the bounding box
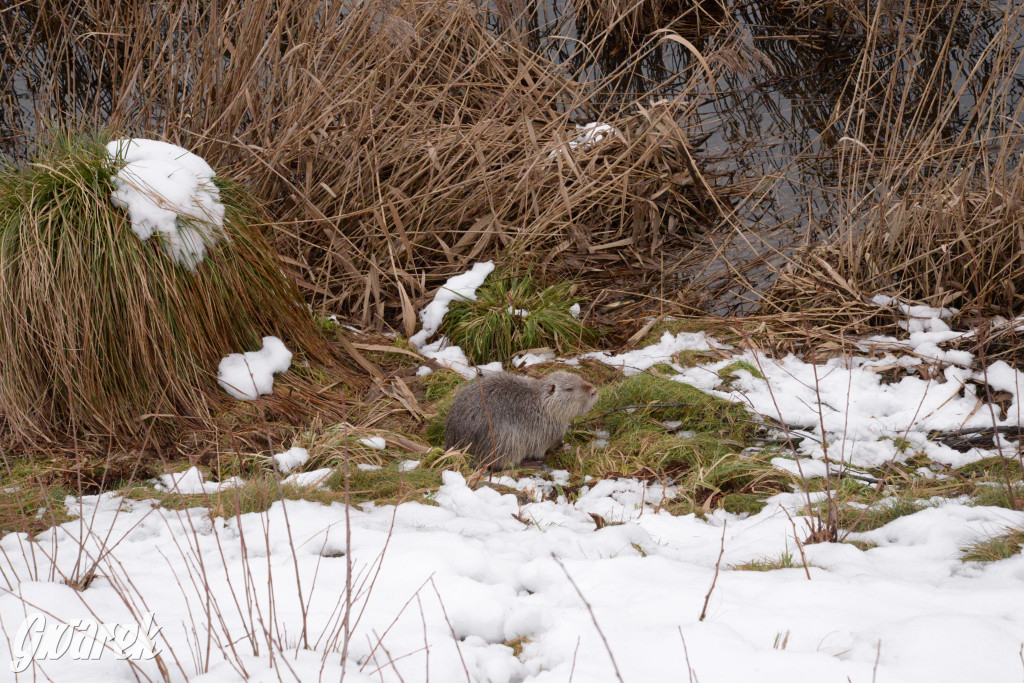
[444,371,599,469]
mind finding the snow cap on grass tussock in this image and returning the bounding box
[217,336,293,400]
[107,138,226,270]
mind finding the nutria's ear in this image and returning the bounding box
[547,382,556,395]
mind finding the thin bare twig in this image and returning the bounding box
[699,520,727,622]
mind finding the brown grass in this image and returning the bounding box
[2,0,722,332]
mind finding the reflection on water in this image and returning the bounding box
[5,1,1024,312]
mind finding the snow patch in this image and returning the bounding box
[154,466,242,494]
[217,336,293,400]
[273,447,309,474]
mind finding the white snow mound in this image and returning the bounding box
[217,336,293,400]
[409,261,495,349]
[107,138,227,270]
[273,447,309,474]
[409,261,495,377]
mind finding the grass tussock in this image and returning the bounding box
[440,273,596,365]
[0,132,338,442]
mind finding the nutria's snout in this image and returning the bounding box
[584,382,597,398]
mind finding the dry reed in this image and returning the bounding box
[2,0,721,332]
[745,0,1024,350]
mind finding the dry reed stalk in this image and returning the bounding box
[571,0,729,46]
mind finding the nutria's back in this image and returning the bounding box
[444,371,598,468]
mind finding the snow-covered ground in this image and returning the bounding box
[4,257,1024,681]
[2,473,1023,682]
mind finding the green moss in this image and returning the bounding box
[835,497,923,531]
[731,550,808,572]
[0,466,75,536]
[327,462,444,505]
[423,369,467,402]
[845,539,877,551]
[971,482,1024,509]
[720,492,771,516]
[591,373,751,438]
[959,457,1023,481]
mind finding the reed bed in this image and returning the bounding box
[737,0,1024,351]
[5,0,1024,411]
[2,0,721,332]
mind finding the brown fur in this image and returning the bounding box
[444,371,599,469]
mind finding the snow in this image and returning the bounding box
[415,338,477,378]
[272,446,309,474]
[513,351,555,368]
[154,466,241,494]
[408,261,494,377]
[478,361,504,375]
[106,138,226,270]
[360,436,387,450]
[217,336,293,400]
[281,468,333,488]
[572,303,1024,471]
[409,262,495,350]
[550,122,619,157]
[7,291,1024,681]
[583,330,719,375]
[4,473,1024,682]
[666,343,1024,469]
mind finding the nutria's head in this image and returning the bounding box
[539,371,599,423]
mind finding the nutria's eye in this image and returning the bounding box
[566,388,573,392]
